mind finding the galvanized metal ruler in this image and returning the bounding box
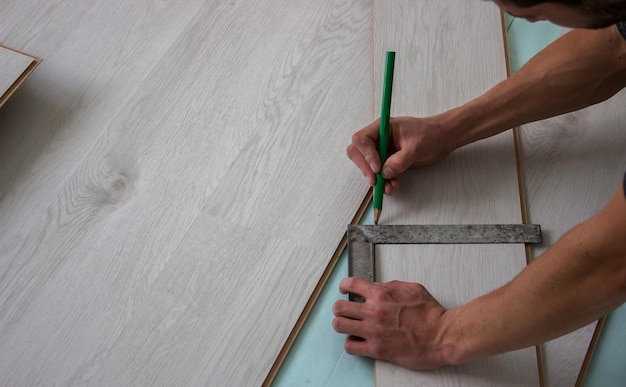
[347,224,542,302]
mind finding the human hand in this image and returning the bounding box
[346,116,452,195]
[332,277,457,370]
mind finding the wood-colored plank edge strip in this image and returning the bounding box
[574,315,607,386]
[0,43,42,109]
[262,188,373,386]
[499,12,547,387]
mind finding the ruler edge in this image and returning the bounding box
[348,223,543,292]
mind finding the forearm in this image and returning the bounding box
[443,187,626,365]
[439,26,626,151]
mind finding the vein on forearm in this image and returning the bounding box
[442,25,626,151]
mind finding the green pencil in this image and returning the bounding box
[374,51,395,225]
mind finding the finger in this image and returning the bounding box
[346,144,376,186]
[351,121,381,173]
[339,276,375,298]
[384,178,400,196]
[381,147,416,179]
[332,299,364,320]
[332,316,369,339]
[344,335,375,358]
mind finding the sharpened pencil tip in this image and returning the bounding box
[374,209,380,225]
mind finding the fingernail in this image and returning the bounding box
[382,166,395,178]
[369,162,378,173]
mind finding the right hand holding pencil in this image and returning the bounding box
[347,116,452,195]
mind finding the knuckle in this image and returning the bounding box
[374,308,388,323]
[344,276,358,288]
[367,304,387,322]
[351,132,363,145]
[369,287,389,302]
[346,144,361,163]
[344,340,356,355]
[332,300,345,316]
[415,282,427,290]
[346,144,354,159]
[410,282,427,293]
[370,342,389,359]
[332,317,342,332]
[338,277,350,291]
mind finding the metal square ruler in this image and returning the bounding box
[347,224,542,302]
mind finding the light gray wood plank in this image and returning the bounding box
[0,46,34,100]
[0,0,205,231]
[0,2,207,385]
[378,245,540,386]
[374,0,539,385]
[80,2,372,385]
[519,88,626,386]
[0,1,371,385]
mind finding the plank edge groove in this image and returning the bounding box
[263,188,373,386]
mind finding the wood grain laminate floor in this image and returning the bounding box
[0,1,370,385]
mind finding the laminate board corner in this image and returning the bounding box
[0,43,42,108]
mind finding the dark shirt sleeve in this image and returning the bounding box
[618,22,626,40]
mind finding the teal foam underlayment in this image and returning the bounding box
[584,305,626,386]
[273,15,625,387]
[272,204,374,387]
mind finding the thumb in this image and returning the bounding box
[381,149,413,179]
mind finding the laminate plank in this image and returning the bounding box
[0,1,371,385]
[374,1,539,385]
[378,245,539,386]
[0,3,207,385]
[519,88,626,387]
[0,0,205,232]
[0,45,36,104]
[74,2,372,385]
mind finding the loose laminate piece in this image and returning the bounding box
[0,44,40,108]
[373,1,540,385]
[519,88,626,386]
[0,1,371,385]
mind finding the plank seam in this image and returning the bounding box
[262,189,373,386]
[500,11,546,386]
[575,315,607,386]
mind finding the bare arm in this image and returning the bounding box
[445,184,626,364]
[443,25,626,150]
[348,25,626,193]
